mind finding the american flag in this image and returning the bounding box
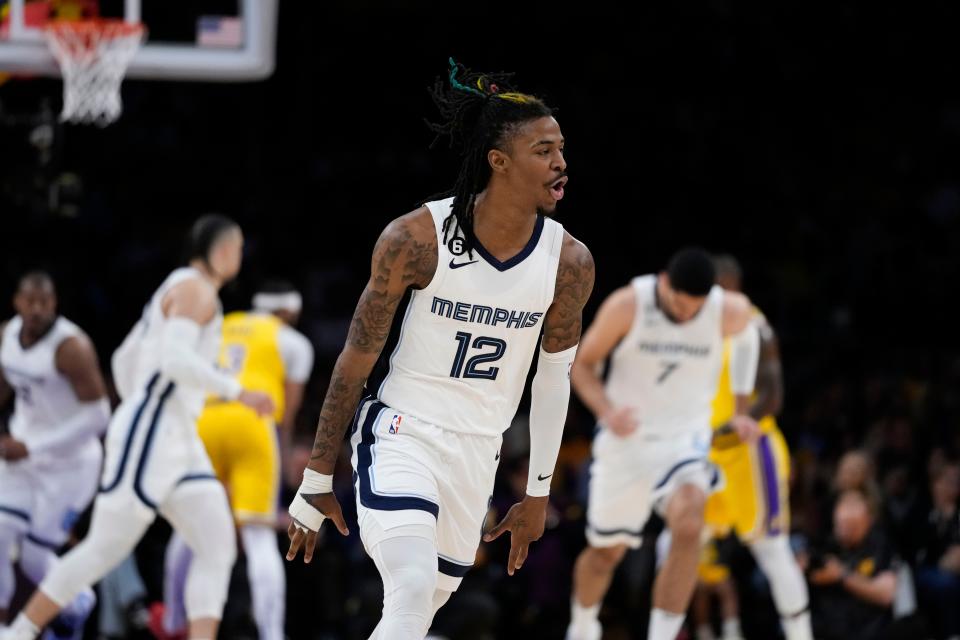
[197,16,242,48]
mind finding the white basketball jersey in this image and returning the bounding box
[604,275,725,440]
[373,197,564,437]
[114,267,223,418]
[1,315,86,451]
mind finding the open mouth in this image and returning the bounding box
[548,176,568,201]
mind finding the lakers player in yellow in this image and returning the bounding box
[699,256,812,640]
[160,281,314,640]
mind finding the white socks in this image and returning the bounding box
[648,608,685,640]
[566,600,601,640]
[2,615,38,640]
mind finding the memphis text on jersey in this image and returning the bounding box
[430,296,544,330]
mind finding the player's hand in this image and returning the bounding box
[286,477,349,564]
[0,435,28,461]
[483,494,548,576]
[601,406,639,437]
[730,414,760,444]
[238,389,275,417]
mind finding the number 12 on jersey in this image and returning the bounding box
[450,332,507,380]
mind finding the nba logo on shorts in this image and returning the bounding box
[388,414,402,434]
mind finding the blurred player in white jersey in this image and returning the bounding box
[284,60,594,640]
[566,249,760,640]
[160,280,314,640]
[0,272,110,639]
[1,216,273,640]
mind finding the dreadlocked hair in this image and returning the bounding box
[425,58,553,257]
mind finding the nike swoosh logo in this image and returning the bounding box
[449,259,479,269]
[537,473,552,481]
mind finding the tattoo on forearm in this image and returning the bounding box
[309,214,437,469]
[309,358,367,465]
[542,239,595,353]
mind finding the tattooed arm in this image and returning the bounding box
[541,232,596,354]
[307,208,437,473]
[484,231,594,575]
[286,208,437,560]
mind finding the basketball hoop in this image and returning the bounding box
[44,19,144,126]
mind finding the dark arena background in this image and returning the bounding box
[2,3,960,640]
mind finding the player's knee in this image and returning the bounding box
[204,530,237,572]
[585,544,627,573]
[383,561,437,618]
[195,509,238,571]
[672,511,705,543]
[667,486,706,542]
[402,563,437,605]
[82,522,140,568]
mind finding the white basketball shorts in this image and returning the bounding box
[97,373,217,521]
[0,440,101,548]
[349,396,501,592]
[586,427,720,549]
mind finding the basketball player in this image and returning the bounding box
[0,272,110,637]
[161,280,314,640]
[566,249,761,640]
[284,60,593,640]
[702,255,812,640]
[1,215,274,640]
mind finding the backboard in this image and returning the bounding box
[0,0,278,81]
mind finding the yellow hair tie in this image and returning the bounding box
[493,92,534,104]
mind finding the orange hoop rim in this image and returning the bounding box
[45,18,144,38]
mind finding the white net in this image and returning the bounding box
[44,20,144,126]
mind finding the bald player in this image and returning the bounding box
[0,272,110,638]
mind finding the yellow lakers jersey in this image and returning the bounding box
[215,312,287,422]
[710,308,778,434]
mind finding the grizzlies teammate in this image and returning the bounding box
[0,272,110,636]
[566,249,760,640]
[161,281,313,640]
[2,216,273,640]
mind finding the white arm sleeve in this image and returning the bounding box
[26,398,111,456]
[278,325,315,383]
[111,319,144,401]
[526,344,578,497]
[160,317,242,399]
[729,320,760,396]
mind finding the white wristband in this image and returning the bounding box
[288,468,333,532]
[300,468,333,493]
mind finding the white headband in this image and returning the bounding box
[252,291,302,313]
